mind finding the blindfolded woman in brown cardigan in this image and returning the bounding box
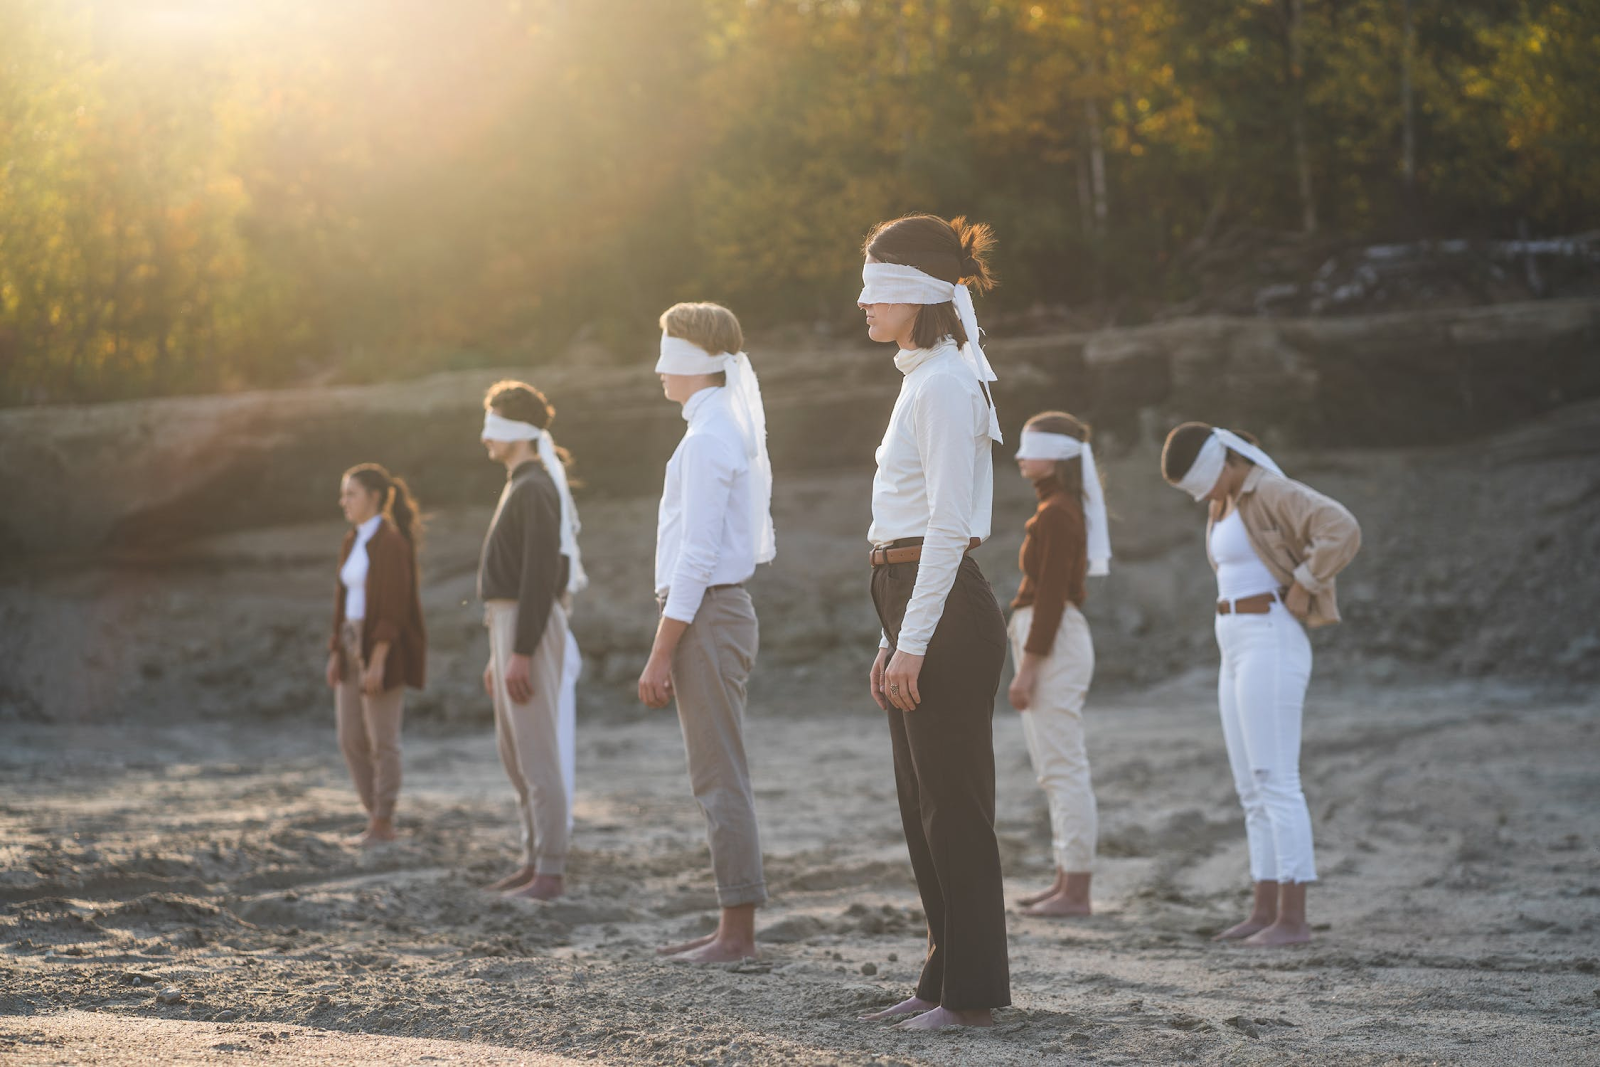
[326,463,427,847]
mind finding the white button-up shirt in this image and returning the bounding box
[340,514,383,621]
[869,340,994,656]
[656,387,758,623]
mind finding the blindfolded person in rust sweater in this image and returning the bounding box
[1007,411,1111,919]
[327,464,427,848]
[478,381,588,902]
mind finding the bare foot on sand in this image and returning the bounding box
[504,874,563,901]
[894,1006,993,1031]
[860,995,937,1022]
[1016,880,1062,908]
[1021,891,1092,917]
[1241,921,1311,947]
[1212,917,1272,941]
[484,865,536,892]
[656,931,716,957]
[356,819,396,848]
[669,933,756,964]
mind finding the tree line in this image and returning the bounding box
[1,0,1593,404]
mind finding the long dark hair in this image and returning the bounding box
[344,463,424,548]
[863,214,996,349]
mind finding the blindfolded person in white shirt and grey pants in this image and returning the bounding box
[637,302,777,964]
[857,215,1011,1032]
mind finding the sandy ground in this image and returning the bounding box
[3,678,1598,1066]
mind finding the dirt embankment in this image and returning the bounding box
[1,300,1597,726]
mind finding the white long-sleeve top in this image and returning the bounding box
[655,386,758,623]
[869,340,995,656]
[339,514,383,621]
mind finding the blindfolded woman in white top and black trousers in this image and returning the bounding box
[856,214,1010,1032]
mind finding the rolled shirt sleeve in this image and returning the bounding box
[662,433,739,624]
[895,376,987,657]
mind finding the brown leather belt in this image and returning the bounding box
[1217,590,1284,615]
[870,537,982,567]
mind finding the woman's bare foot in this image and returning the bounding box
[894,1006,993,1030]
[357,818,397,848]
[1016,870,1065,908]
[666,904,756,965]
[656,931,717,957]
[1213,916,1272,941]
[1213,880,1279,941]
[485,865,537,892]
[1021,891,1092,917]
[670,932,755,964]
[505,874,563,901]
[1241,920,1311,947]
[860,995,937,1022]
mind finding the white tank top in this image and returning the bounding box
[1210,508,1280,602]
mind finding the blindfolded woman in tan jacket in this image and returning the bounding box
[1162,423,1360,947]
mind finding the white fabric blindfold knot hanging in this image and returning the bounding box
[1173,428,1285,502]
[859,262,1003,444]
[480,410,589,595]
[1015,429,1112,576]
[654,333,777,566]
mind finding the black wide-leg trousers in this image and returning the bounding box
[872,554,1011,1010]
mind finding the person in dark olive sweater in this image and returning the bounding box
[1006,411,1112,919]
[477,380,585,902]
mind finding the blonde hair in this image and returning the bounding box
[659,302,744,356]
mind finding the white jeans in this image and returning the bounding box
[1008,604,1097,872]
[1215,601,1316,883]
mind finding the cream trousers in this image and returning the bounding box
[1007,604,1097,873]
[486,599,570,875]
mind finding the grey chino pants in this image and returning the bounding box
[667,585,767,908]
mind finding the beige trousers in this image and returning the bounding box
[1007,604,1097,872]
[486,599,570,875]
[335,622,405,822]
[668,586,767,908]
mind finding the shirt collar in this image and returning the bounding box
[892,338,958,377]
[1239,465,1270,496]
[356,514,383,543]
[682,385,723,424]
[509,459,541,481]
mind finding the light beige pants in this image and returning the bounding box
[668,586,767,908]
[335,622,404,823]
[486,599,570,875]
[1007,604,1097,872]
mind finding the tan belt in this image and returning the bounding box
[870,537,982,568]
[1217,590,1284,616]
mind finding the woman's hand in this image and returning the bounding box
[362,656,386,697]
[637,653,673,709]
[326,651,342,689]
[505,653,533,704]
[883,649,925,712]
[1284,582,1311,620]
[869,647,891,710]
[1008,664,1037,711]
